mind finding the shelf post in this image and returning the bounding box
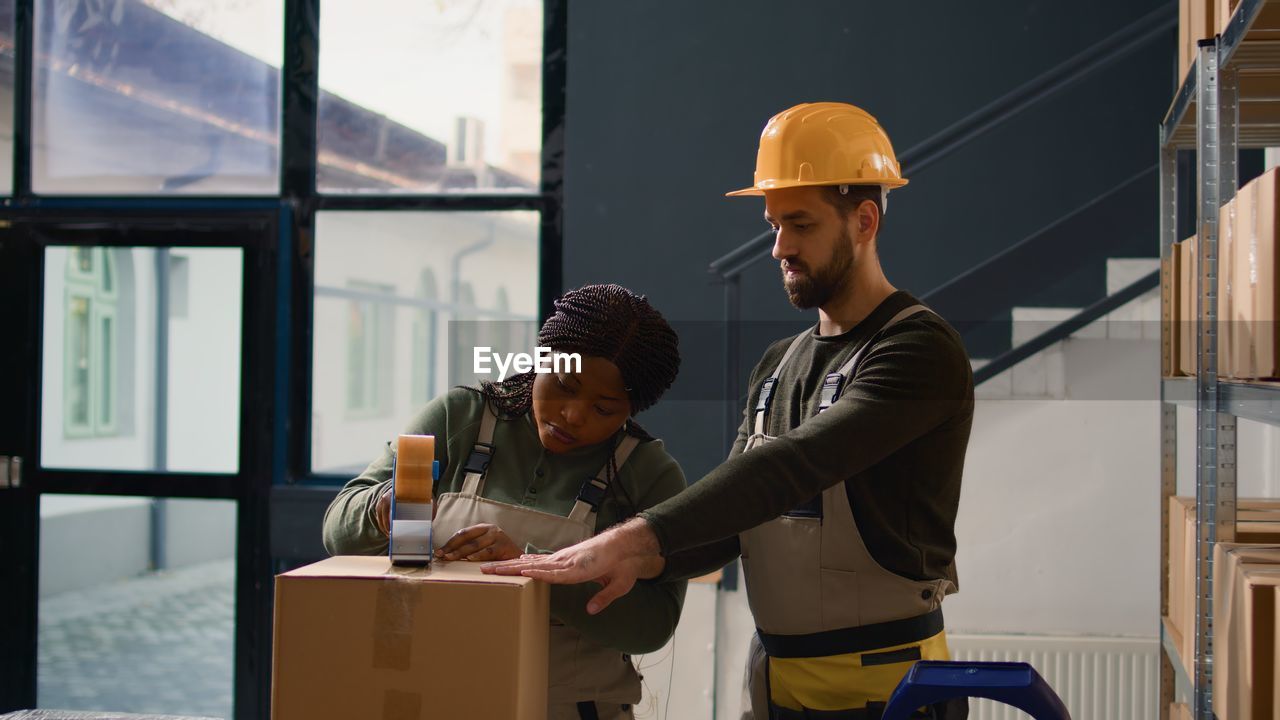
[1193,38,1217,720]
[1159,140,1179,719]
[1191,36,1241,720]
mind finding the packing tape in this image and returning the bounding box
[394,434,435,504]
[382,689,423,720]
[372,576,418,671]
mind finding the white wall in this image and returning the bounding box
[39,495,237,597]
[946,399,1159,636]
[166,248,242,473]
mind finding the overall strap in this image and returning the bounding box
[566,434,642,525]
[816,305,932,414]
[754,332,809,435]
[459,402,499,496]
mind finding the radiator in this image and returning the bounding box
[947,634,1159,720]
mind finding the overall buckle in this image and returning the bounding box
[577,479,608,508]
[462,444,494,475]
[817,373,845,412]
[757,378,779,413]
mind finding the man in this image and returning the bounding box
[486,102,974,719]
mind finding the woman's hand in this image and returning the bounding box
[436,523,523,561]
[374,485,392,536]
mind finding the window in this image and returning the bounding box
[43,246,244,473]
[411,269,440,407]
[450,281,479,389]
[32,0,284,194]
[316,0,543,192]
[39,494,236,717]
[63,248,118,437]
[0,0,14,195]
[345,280,394,418]
[311,210,538,475]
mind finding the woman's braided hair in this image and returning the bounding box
[475,284,681,438]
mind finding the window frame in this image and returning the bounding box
[61,247,121,439]
[289,0,565,485]
[61,285,93,438]
[0,1,566,717]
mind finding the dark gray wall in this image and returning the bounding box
[563,0,1177,480]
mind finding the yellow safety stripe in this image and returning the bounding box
[768,631,950,712]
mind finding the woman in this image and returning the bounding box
[322,283,686,720]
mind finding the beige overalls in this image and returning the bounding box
[739,306,959,720]
[432,404,643,720]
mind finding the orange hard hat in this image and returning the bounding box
[726,102,908,197]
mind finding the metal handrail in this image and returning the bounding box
[972,269,1159,386]
[919,164,1155,316]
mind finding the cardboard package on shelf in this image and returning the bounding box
[272,556,550,720]
[1169,496,1280,665]
[1244,168,1280,379]
[1170,182,1255,379]
[1165,245,1183,378]
[1178,237,1198,377]
[1213,543,1280,720]
[1182,0,1217,82]
[1232,177,1258,379]
[1222,193,1240,378]
[1216,0,1280,42]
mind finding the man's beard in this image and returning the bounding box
[782,227,855,309]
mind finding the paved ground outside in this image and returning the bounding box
[38,559,234,720]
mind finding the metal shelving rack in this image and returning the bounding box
[1159,2,1280,717]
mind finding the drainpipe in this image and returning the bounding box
[151,248,170,571]
[449,225,498,381]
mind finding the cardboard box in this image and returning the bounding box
[1180,237,1199,377]
[1170,496,1189,660]
[1173,193,1251,379]
[1275,585,1280,720]
[1236,178,1258,379]
[1170,702,1193,720]
[1169,497,1280,663]
[1223,195,1239,378]
[1165,251,1179,377]
[1216,0,1280,41]
[1183,0,1217,82]
[272,556,550,720]
[1251,169,1280,378]
[1213,543,1280,720]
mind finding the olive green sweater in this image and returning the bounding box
[322,387,688,654]
[646,291,974,589]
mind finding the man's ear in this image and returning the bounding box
[855,199,880,242]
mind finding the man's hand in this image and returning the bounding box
[436,523,522,561]
[482,518,665,615]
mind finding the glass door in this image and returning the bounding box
[0,212,277,720]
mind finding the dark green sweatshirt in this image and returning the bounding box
[322,387,688,654]
[645,291,973,588]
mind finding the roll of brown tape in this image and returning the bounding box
[394,434,435,503]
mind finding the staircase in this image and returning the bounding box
[974,257,1161,399]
